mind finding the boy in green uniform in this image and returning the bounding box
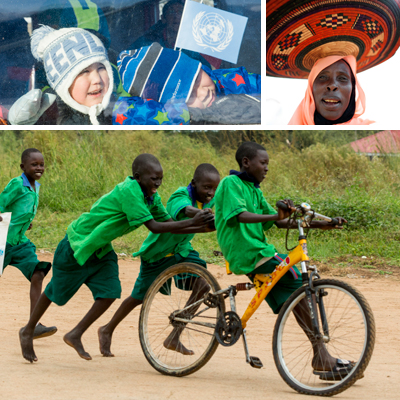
[0,148,57,339]
[214,141,351,377]
[98,163,220,357]
[19,154,214,363]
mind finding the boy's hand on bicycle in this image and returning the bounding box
[276,199,296,220]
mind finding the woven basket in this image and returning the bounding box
[266,0,400,78]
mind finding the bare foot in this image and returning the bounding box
[312,352,339,371]
[19,327,38,363]
[98,326,114,357]
[163,331,194,356]
[63,331,92,360]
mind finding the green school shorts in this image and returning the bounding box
[3,240,51,281]
[44,235,121,306]
[131,250,207,301]
[247,253,302,315]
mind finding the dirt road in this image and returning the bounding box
[0,255,399,399]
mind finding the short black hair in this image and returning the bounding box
[163,0,184,17]
[235,142,266,168]
[132,153,161,176]
[21,148,42,164]
[193,163,220,181]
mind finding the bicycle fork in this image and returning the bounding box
[304,268,330,344]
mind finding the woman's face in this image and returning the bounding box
[312,60,353,121]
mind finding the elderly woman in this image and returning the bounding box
[289,55,374,125]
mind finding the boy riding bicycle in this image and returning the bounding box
[213,141,351,378]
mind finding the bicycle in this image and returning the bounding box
[138,202,375,396]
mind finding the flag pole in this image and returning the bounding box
[24,17,35,91]
[174,0,189,51]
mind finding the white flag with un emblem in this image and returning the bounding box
[175,1,248,64]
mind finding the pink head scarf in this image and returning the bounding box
[288,55,374,125]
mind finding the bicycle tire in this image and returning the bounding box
[273,279,375,396]
[139,262,224,377]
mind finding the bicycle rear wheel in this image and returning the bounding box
[139,263,224,377]
[273,279,375,396]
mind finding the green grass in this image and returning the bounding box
[1,130,399,266]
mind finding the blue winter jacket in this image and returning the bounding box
[112,65,260,125]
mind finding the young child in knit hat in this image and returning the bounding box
[8,26,114,125]
[113,43,261,125]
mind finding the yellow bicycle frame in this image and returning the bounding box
[240,239,309,328]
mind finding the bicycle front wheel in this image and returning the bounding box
[139,263,224,377]
[273,279,375,396]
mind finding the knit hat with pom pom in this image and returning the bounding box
[31,25,113,125]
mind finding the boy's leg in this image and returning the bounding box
[293,297,338,371]
[77,249,121,359]
[98,296,143,357]
[99,251,208,357]
[162,251,209,355]
[163,275,210,355]
[30,269,57,339]
[20,235,87,362]
[19,292,53,363]
[98,254,159,357]
[64,298,116,360]
[30,269,45,314]
[251,255,346,371]
[5,241,57,338]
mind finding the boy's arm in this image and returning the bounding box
[167,186,215,231]
[0,179,21,220]
[144,209,214,234]
[237,205,293,224]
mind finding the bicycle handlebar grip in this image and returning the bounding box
[331,218,341,226]
[276,201,289,211]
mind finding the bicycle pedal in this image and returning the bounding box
[248,356,263,369]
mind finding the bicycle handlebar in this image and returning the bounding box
[276,201,342,226]
[276,200,289,211]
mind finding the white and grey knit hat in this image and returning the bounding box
[31,25,113,125]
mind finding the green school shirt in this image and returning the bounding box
[0,174,40,246]
[133,184,214,263]
[214,175,277,275]
[67,177,170,266]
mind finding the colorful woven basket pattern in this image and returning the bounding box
[266,0,400,78]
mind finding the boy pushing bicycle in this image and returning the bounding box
[213,141,351,379]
